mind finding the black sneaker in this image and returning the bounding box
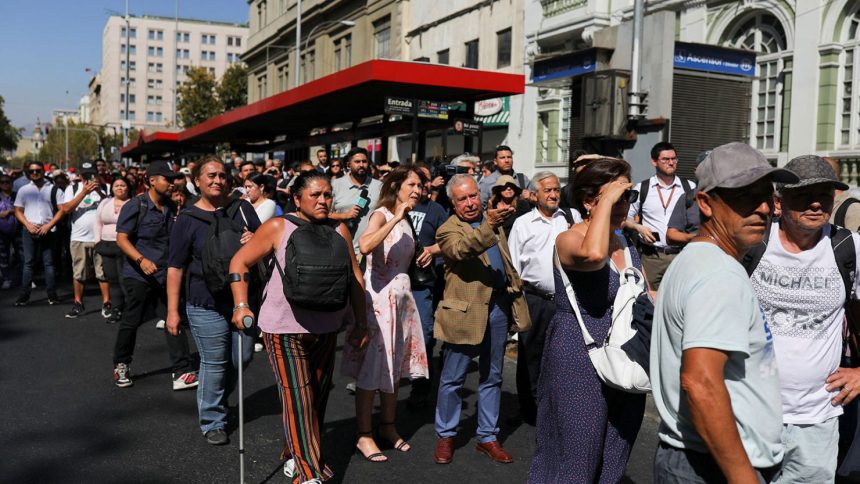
[107,310,122,324]
[101,301,113,319]
[65,301,85,319]
[204,428,229,445]
[14,294,29,306]
[47,294,60,305]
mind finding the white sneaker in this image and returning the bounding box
[283,458,295,478]
[346,381,356,394]
[172,371,199,391]
[254,342,264,353]
[155,319,165,329]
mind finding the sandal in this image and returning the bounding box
[378,422,411,452]
[355,431,387,462]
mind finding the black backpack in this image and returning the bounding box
[185,200,245,296]
[274,215,352,311]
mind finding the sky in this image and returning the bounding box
[0,0,248,130]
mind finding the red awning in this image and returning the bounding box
[178,59,524,145]
[120,131,181,157]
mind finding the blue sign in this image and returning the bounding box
[533,50,597,83]
[673,42,756,77]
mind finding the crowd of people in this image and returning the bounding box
[5,139,860,484]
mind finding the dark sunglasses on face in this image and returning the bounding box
[620,189,639,204]
[28,169,43,175]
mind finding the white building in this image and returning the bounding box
[90,15,248,132]
[510,0,860,185]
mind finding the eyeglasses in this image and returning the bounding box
[28,169,43,175]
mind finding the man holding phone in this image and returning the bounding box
[624,142,696,289]
[58,161,111,319]
[330,147,381,254]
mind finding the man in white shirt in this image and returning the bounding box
[508,171,570,425]
[13,161,65,306]
[624,142,696,289]
[59,161,111,319]
[330,147,381,254]
[745,154,860,482]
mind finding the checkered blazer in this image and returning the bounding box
[434,215,531,346]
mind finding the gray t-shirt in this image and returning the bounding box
[331,175,381,253]
[651,242,784,468]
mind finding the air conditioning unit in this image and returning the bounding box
[581,70,630,139]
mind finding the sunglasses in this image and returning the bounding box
[28,169,43,175]
[620,189,639,204]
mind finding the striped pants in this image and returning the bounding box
[264,331,337,483]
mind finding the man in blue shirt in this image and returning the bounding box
[112,160,196,391]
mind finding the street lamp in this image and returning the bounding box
[298,19,355,84]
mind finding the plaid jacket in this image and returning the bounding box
[434,214,531,345]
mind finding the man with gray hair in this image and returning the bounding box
[741,154,860,482]
[508,171,571,425]
[433,174,529,464]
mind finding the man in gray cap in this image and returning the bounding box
[740,154,860,482]
[651,142,798,483]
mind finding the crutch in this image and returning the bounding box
[239,315,255,484]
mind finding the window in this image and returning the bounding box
[120,93,137,104]
[146,95,163,106]
[147,111,154,121]
[121,44,137,55]
[146,111,163,122]
[201,34,216,45]
[147,79,163,89]
[257,73,267,99]
[437,49,449,65]
[129,110,136,121]
[535,107,560,164]
[464,39,479,68]
[227,36,242,47]
[497,28,512,68]
[301,51,315,84]
[147,62,163,73]
[148,29,163,41]
[121,77,136,88]
[257,1,267,29]
[176,64,190,75]
[839,15,860,149]
[277,63,288,92]
[227,52,241,63]
[148,46,163,57]
[208,67,215,75]
[121,60,137,72]
[121,27,137,39]
[201,50,215,61]
[374,17,391,59]
[176,48,190,59]
[334,35,352,70]
[725,13,788,151]
[176,31,190,43]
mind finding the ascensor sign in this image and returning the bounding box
[673,42,757,77]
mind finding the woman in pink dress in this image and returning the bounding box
[344,165,429,462]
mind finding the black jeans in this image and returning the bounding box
[516,291,555,422]
[113,278,192,373]
[98,244,126,312]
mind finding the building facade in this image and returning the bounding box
[90,15,248,132]
[511,0,860,184]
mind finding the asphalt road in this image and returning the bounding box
[0,283,659,483]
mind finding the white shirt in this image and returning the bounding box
[14,181,55,226]
[60,183,102,242]
[627,175,696,247]
[508,207,571,294]
[254,198,277,223]
[751,222,860,424]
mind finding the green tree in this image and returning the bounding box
[38,120,100,165]
[177,67,222,128]
[0,96,20,154]
[218,63,248,112]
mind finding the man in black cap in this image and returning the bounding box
[111,160,196,391]
[58,161,111,319]
[744,154,860,482]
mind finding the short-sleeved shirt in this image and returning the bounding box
[408,198,448,267]
[651,242,783,468]
[14,181,55,227]
[666,195,700,245]
[331,175,382,253]
[751,222,860,424]
[627,176,696,247]
[168,201,261,308]
[116,194,176,285]
[61,183,103,242]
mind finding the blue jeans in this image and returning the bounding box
[21,230,55,296]
[435,296,510,443]
[413,286,436,366]
[186,304,254,434]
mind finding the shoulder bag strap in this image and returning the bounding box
[834,198,860,228]
[554,249,595,346]
[637,180,649,220]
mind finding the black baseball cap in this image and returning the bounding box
[79,161,98,176]
[147,160,182,181]
[778,155,848,191]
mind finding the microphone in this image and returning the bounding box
[356,188,370,210]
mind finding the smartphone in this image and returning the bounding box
[651,232,660,242]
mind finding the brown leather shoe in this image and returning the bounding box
[434,437,453,464]
[475,440,513,463]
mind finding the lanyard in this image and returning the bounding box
[657,184,677,214]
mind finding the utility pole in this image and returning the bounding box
[64,115,70,171]
[122,0,131,152]
[173,0,179,128]
[294,0,301,86]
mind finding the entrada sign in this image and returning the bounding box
[384,96,449,120]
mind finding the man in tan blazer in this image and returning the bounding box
[433,174,531,465]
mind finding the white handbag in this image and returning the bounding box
[555,239,652,393]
